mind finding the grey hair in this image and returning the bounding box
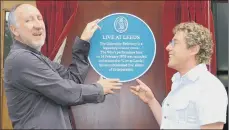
[8,4,23,40]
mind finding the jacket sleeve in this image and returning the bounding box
[11,49,105,107]
[49,37,91,83]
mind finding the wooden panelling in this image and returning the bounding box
[61,1,166,129]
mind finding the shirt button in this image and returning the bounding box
[164,116,167,119]
[167,103,169,106]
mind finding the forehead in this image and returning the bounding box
[173,31,186,41]
[15,4,41,18]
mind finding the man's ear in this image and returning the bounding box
[190,45,200,55]
[10,25,19,37]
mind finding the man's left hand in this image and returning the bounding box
[80,19,101,42]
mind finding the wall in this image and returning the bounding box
[212,2,228,130]
[213,2,228,87]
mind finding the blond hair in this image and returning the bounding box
[173,22,213,64]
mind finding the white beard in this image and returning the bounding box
[28,40,45,51]
[15,34,45,51]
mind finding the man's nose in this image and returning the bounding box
[33,19,43,30]
[166,43,172,51]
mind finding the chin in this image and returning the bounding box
[31,40,45,50]
[167,62,175,69]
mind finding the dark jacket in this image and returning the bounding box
[4,37,105,129]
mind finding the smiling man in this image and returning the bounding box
[4,4,122,129]
[130,22,228,129]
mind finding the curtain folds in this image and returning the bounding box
[36,1,78,60]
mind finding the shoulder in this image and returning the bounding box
[16,50,38,64]
[197,71,228,101]
[5,49,31,67]
[6,49,42,71]
[4,49,40,82]
[198,71,225,89]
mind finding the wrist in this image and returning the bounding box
[148,97,157,106]
[80,36,89,42]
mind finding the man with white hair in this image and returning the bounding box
[4,4,122,129]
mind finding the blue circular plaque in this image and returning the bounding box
[89,13,156,82]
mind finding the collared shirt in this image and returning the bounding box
[4,38,105,129]
[160,64,228,129]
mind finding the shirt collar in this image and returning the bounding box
[12,40,41,55]
[172,64,208,82]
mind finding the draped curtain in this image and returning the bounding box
[36,1,78,60]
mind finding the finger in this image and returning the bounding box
[88,19,100,28]
[105,78,120,82]
[110,82,123,86]
[136,79,149,91]
[98,25,101,30]
[92,24,101,30]
[130,86,138,91]
[130,86,136,89]
[140,85,151,92]
[109,90,115,94]
[131,85,145,93]
[130,89,139,96]
[139,87,147,93]
[136,79,147,86]
[90,19,100,24]
[99,76,104,80]
[111,86,121,90]
[91,24,100,33]
[136,85,140,92]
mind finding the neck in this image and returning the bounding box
[14,37,41,51]
[14,37,25,45]
[177,60,198,76]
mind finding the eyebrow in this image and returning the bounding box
[25,14,42,19]
[25,15,33,19]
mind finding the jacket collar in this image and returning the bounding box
[12,40,41,55]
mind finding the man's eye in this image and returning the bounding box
[26,20,31,22]
[38,16,43,20]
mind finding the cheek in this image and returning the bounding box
[28,24,34,31]
[40,22,45,29]
[178,50,189,60]
[173,49,185,59]
[22,23,33,32]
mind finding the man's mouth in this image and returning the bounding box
[33,33,42,36]
[169,54,172,58]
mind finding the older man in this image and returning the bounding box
[4,4,122,129]
[130,22,228,129]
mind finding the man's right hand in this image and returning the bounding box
[97,76,122,94]
[130,79,155,104]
